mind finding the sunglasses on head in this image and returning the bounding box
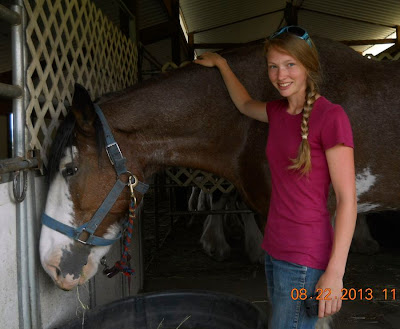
[270,25,312,47]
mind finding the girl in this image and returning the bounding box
[194,26,357,329]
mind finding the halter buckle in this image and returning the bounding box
[75,228,90,245]
[106,142,122,165]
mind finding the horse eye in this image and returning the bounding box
[62,164,78,178]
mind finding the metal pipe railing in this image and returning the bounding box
[0,82,23,99]
[0,3,21,25]
[10,4,31,329]
[17,1,40,327]
[0,156,39,174]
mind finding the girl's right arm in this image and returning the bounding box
[194,52,268,123]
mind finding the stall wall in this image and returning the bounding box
[0,182,19,329]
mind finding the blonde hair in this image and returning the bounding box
[265,32,321,175]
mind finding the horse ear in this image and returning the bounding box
[71,83,96,133]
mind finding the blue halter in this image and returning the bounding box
[41,104,149,246]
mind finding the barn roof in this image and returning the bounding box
[1,0,399,74]
[137,0,400,61]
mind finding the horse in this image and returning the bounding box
[40,37,400,294]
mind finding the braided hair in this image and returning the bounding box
[265,32,322,175]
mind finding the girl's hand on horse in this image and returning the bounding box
[194,52,226,68]
[314,270,343,318]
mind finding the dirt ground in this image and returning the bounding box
[143,210,400,329]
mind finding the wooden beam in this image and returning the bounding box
[162,0,194,63]
[194,43,246,49]
[194,37,398,50]
[119,0,137,43]
[340,38,397,46]
[170,0,180,65]
[193,38,267,51]
[187,32,194,60]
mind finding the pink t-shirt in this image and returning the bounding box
[262,96,354,270]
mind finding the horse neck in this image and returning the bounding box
[104,73,248,183]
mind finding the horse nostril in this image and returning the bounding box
[55,267,61,278]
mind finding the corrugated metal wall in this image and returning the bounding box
[180,0,284,34]
[137,0,168,29]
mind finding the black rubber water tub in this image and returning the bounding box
[60,290,268,329]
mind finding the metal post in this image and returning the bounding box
[11,3,31,329]
[21,1,40,326]
[11,2,39,328]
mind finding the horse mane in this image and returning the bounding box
[47,107,105,183]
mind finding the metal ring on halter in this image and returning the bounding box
[118,170,132,184]
[128,174,139,188]
[128,174,139,201]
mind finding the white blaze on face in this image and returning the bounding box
[39,147,122,289]
[355,168,379,213]
[39,147,77,273]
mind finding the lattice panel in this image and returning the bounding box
[165,167,235,194]
[24,0,138,167]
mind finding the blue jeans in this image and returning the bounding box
[265,253,324,329]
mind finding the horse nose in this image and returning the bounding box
[45,264,80,291]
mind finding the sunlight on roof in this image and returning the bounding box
[363,31,396,56]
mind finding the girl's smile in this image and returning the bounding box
[267,47,308,102]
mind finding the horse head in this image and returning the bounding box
[39,84,147,290]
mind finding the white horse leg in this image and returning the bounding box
[200,191,231,261]
[350,213,380,254]
[187,186,201,227]
[316,316,333,329]
[197,188,211,211]
[188,186,200,212]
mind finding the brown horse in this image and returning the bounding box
[39,37,400,292]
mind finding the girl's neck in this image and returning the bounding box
[286,93,321,115]
[286,94,306,115]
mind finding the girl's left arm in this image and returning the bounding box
[316,144,357,318]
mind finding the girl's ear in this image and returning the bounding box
[71,83,96,134]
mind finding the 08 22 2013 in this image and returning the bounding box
[290,288,397,301]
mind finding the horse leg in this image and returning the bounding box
[350,213,380,254]
[187,186,201,227]
[200,190,231,261]
[236,199,264,264]
[188,186,201,211]
[316,316,333,329]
